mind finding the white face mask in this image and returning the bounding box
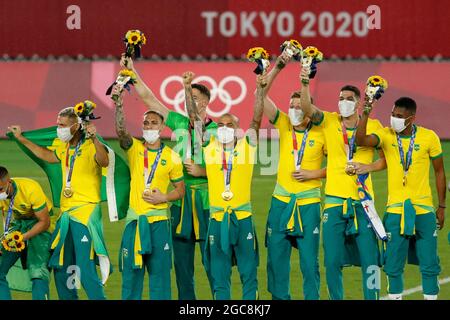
[288,108,304,126]
[390,116,409,133]
[217,126,235,144]
[143,130,160,144]
[57,126,74,142]
[338,100,356,118]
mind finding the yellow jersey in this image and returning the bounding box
[126,138,184,217]
[203,135,256,221]
[52,137,102,212]
[314,111,382,200]
[373,125,442,214]
[271,109,326,205]
[0,177,57,232]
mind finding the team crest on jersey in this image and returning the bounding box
[309,140,315,147]
[161,159,167,166]
[20,204,27,209]
[322,213,328,223]
[414,144,420,151]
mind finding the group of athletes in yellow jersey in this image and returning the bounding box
[0,50,446,300]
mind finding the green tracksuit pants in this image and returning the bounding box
[266,197,321,300]
[120,219,172,300]
[383,212,440,296]
[323,203,381,300]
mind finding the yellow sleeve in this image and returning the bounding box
[28,181,48,212]
[428,130,443,159]
[270,109,290,131]
[126,138,140,160]
[371,119,384,132]
[170,152,184,183]
[312,110,327,128]
[372,127,387,149]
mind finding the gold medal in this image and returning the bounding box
[143,188,152,197]
[345,163,356,176]
[221,190,233,201]
[63,187,73,198]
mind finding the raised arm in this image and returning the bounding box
[182,71,202,124]
[84,122,109,168]
[299,68,323,123]
[120,54,169,119]
[248,75,265,144]
[432,156,446,229]
[7,126,59,163]
[355,100,380,147]
[112,85,133,150]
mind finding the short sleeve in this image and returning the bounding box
[312,111,326,127]
[29,182,48,212]
[372,128,386,149]
[270,109,290,131]
[170,152,184,183]
[165,111,189,131]
[429,130,443,159]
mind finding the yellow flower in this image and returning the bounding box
[368,75,388,89]
[16,241,25,252]
[10,231,23,242]
[141,33,147,45]
[289,39,302,51]
[304,46,324,62]
[127,30,142,45]
[119,69,137,81]
[74,103,84,115]
[246,47,269,61]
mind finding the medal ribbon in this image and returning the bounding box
[292,123,311,170]
[222,148,234,192]
[3,182,17,234]
[144,144,164,190]
[396,125,416,185]
[64,140,82,189]
[341,121,358,162]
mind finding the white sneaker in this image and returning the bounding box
[424,294,437,300]
[388,294,403,300]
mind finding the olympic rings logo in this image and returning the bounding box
[160,75,247,118]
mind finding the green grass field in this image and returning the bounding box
[1,139,449,300]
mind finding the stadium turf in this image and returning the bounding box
[1,139,448,300]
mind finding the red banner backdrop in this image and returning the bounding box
[0,0,449,58]
[1,61,449,138]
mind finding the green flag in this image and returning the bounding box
[7,126,130,221]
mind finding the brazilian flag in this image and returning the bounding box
[6,126,131,292]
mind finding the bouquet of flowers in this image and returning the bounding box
[105,69,138,101]
[280,39,303,60]
[301,46,324,79]
[124,29,147,59]
[247,47,270,75]
[2,231,25,252]
[73,100,100,122]
[365,75,388,103]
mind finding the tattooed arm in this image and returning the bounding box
[299,67,323,124]
[248,75,265,145]
[112,85,133,150]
